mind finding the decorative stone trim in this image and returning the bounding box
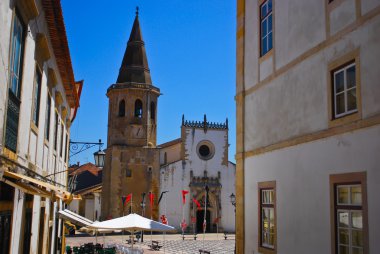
[35,33,51,64]
[55,91,63,106]
[16,0,39,22]
[48,68,57,88]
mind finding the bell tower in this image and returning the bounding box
[101,8,160,219]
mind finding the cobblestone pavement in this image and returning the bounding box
[66,233,235,254]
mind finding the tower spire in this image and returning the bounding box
[116,8,152,84]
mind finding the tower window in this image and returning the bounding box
[134,99,143,118]
[150,102,155,121]
[118,99,125,117]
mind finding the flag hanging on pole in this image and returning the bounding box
[193,198,201,210]
[149,192,154,207]
[158,191,168,204]
[121,196,127,206]
[125,193,132,205]
[182,190,189,204]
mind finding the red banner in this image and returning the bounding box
[149,192,154,207]
[126,193,132,204]
[182,190,189,204]
[160,215,168,225]
[192,198,201,210]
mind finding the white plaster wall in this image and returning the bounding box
[69,200,80,214]
[329,0,356,36]
[275,0,326,69]
[259,56,273,81]
[184,128,227,177]
[159,160,186,230]
[220,162,236,232]
[94,193,101,221]
[244,0,259,90]
[159,142,181,165]
[244,125,380,254]
[361,0,380,15]
[159,127,236,232]
[85,199,95,221]
[245,14,380,151]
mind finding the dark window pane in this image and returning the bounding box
[268,32,273,51]
[346,65,356,89]
[335,71,344,93]
[262,19,267,37]
[336,93,345,115]
[262,37,268,55]
[352,230,363,247]
[339,245,349,254]
[347,88,357,111]
[261,4,267,18]
[339,229,349,245]
[268,0,272,12]
[268,15,272,32]
[352,247,363,254]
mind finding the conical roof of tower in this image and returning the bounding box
[116,11,152,84]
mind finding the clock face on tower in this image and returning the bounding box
[131,126,144,139]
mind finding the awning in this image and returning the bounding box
[58,209,93,227]
[0,169,73,204]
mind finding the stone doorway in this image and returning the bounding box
[196,210,210,233]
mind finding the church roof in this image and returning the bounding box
[116,9,152,85]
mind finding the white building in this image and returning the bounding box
[159,115,236,233]
[0,0,82,253]
[236,0,380,253]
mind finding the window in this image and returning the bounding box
[44,95,51,140]
[150,102,155,121]
[258,181,276,253]
[9,12,25,98]
[54,112,59,151]
[260,0,273,56]
[330,172,368,254]
[118,99,125,117]
[134,99,143,118]
[332,63,357,119]
[126,169,132,178]
[60,123,64,157]
[196,141,215,160]
[5,12,25,152]
[32,67,42,126]
[64,133,69,162]
[336,185,363,254]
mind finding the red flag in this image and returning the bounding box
[125,193,132,204]
[160,215,168,225]
[182,190,189,204]
[193,198,201,210]
[149,192,154,207]
[181,219,187,230]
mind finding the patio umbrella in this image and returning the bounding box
[88,213,176,249]
[88,213,176,232]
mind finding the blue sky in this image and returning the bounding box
[62,0,236,164]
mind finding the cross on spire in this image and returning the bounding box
[136,6,139,16]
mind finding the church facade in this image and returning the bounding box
[101,11,235,233]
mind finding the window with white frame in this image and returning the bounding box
[32,67,42,126]
[260,188,275,249]
[260,0,273,56]
[332,62,357,119]
[335,184,363,254]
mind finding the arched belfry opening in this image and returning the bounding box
[118,99,125,116]
[134,99,143,118]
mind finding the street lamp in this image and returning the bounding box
[230,193,236,209]
[93,150,106,168]
[230,193,236,254]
